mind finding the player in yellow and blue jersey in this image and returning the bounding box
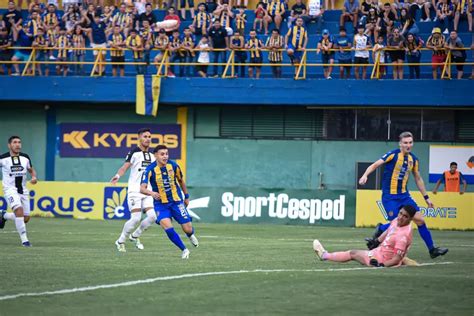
[359,131,448,259]
[140,145,198,259]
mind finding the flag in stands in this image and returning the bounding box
[136,75,161,117]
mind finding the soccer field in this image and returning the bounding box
[0,218,472,316]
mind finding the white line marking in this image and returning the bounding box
[0,262,454,302]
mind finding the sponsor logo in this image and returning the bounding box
[376,201,457,219]
[103,187,129,219]
[221,192,345,223]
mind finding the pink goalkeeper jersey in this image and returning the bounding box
[372,220,413,266]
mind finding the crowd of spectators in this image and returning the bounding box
[0,0,472,78]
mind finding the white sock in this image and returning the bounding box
[132,209,157,238]
[15,217,28,243]
[118,212,141,243]
[4,212,16,220]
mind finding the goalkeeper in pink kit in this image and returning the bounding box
[313,205,416,267]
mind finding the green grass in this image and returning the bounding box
[0,218,473,316]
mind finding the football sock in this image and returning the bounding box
[417,223,434,250]
[323,251,351,262]
[185,227,195,238]
[15,217,28,243]
[165,227,186,251]
[132,209,157,238]
[379,223,390,232]
[4,212,15,220]
[118,212,141,243]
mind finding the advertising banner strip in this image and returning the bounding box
[59,123,181,159]
[355,190,474,230]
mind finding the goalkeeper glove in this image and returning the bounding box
[369,258,385,268]
[365,237,381,250]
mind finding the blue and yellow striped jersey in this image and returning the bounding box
[141,160,184,204]
[286,25,307,49]
[381,149,419,196]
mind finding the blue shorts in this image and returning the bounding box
[155,202,192,225]
[382,194,420,221]
[14,50,31,61]
[287,44,302,61]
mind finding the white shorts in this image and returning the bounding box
[127,192,154,212]
[91,43,107,55]
[5,192,31,216]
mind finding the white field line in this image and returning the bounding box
[0,262,454,302]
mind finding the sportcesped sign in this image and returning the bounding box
[221,192,346,223]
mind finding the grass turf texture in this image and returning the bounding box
[0,218,472,315]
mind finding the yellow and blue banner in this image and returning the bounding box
[356,190,474,230]
[136,75,161,117]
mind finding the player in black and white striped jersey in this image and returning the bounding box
[0,136,38,247]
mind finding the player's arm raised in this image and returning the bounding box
[359,159,385,185]
[110,162,131,184]
[413,169,434,208]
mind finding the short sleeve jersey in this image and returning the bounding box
[0,152,32,195]
[124,147,155,193]
[380,149,419,196]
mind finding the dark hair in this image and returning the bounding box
[401,205,417,218]
[8,136,20,144]
[271,28,280,34]
[249,28,257,32]
[137,128,151,135]
[145,2,152,6]
[130,28,138,33]
[384,2,390,6]
[450,162,458,167]
[339,27,346,32]
[168,6,175,10]
[153,144,168,153]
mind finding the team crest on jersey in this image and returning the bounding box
[103,187,130,220]
[408,161,413,168]
[12,156,20,164]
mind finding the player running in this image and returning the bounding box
[359,131,448,259]
[140,145,198,259]
[0,136,38,247]
[313,205,416,267]
[111,128,157,252]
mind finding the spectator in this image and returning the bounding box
[359,0,378,21]
[205,0,218,13]
[415,0,432,22]
[152,28,171,75]
[317,29,335,79]
[62,4,83,34]
[334,27,352,79]
[181,27,196,77]
[433,162,467,194]
[208,19,228,77]
[454,0,472,32]
[84,14,108,76]
[108,25,126,77]
[46,24,59,61]
[353,24,371,79]
[235,0,248,9]
[266,0,285,31]
[426,27,446,79]
[285,17,308,75]
[191,3,211,37]
[324,0,335,10]
[436,0,454,34]
[288,0,308,28]
[246,29,264,79]
[0,27,13,75]
[405,33,423,79]
[139,3,157,27]
[43,4,60,33]
[11,22,34,76]
[254,2,268,34]
[387,28,405,79]
[196,35,210,77]
[266,28,283,78]
[126,28,145,74]
[111,3,133,36]
[372,34,386,78]
[400,8,419,36]
[214,1,235,29]
[229,30,246,77]
[169,29,182,77]
[308,0,324,33]
[71,25,86,75]
[164,6,181,33]
[235,8,247,36]
[25,10,42,37]
[446,30,466,79]
[375,3,395,40]
[340,0,359,29]
[364,8,378,37]
[101,6,114,24]
[180,0,196,20]
[55,26,70,76]
[2,1,23,34]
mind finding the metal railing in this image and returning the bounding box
[1,46,472,79]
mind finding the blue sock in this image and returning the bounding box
[418,224,434,251]
[379,223,390,232]
[185,227,194,238]
[165,227,186,251]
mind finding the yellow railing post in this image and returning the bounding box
[157,50,169,76]
[295,50,307,80]
[441,51,451,80]
[90,49,102,77]
[21,48,35,76]
[222,50,235,78]
[370,49,381,79]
